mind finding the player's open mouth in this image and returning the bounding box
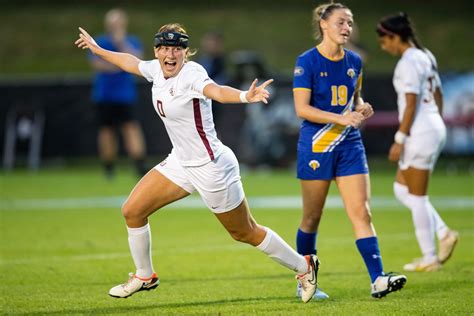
[163,61,177,73]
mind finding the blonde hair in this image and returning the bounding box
[312,2,350,40]
[157,23,197,59]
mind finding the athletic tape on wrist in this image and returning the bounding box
[394,131,407,144]
[239,91,249,103]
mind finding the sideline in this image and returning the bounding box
[2,195,473,211]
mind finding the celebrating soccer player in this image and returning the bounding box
[75,23,319,302]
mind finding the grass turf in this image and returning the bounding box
[1,166,473,314]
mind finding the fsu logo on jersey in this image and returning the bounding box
[347,68,355,78]
[308,160,320,171]
[169,88,175,96]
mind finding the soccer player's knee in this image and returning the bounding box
[303,212,322,228]
[393,182,410,206]
[352,207,372,224]
[393,183,403,201]
[121,200,141,221]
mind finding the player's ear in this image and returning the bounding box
[154,46,160,58]
[320,19,328,32]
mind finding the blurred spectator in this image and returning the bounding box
[196,31,229,85]
[89,8,148,179]
[196,31,229,125]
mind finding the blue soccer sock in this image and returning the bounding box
[296,228,317,255]
[356,236,384,283]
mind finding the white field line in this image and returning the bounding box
[1,195,473,211]
[0,244,250,265]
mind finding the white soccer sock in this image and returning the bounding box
[425,198,449,240]
[127,223,154,278]
[256,227,308,274]
[393,182,411,208]
[407,194,437,262]
[395,182,449,240]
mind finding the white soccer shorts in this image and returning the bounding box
[399,128,446,171]
[154,146,245,213]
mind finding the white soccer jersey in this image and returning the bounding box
[139,60,223,166]
[393,47,445,134]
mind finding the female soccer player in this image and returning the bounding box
[376,12,458,272]
[75,23,319,303]
[293,2,406,298]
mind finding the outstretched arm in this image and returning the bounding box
[203,78,273,104]
[75,27,142,76]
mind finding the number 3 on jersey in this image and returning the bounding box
[156,100,166,117]
[331,85,348,106]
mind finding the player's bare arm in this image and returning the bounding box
[354,91,374,119]
[294,89,364,128]
[434,87,443,116]
[203,78,273,104]
[75,27,142,76]
[398,93,417,135]
[389,93,417,162]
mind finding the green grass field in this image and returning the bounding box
[1,165,473,315]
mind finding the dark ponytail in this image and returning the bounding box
[376,12,424,49]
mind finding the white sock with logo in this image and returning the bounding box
[127,223,154,278]
[256,227,308,274]
[407,194,437,262]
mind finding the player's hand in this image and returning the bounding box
[355,102,374,119]
[388,142,402,162]
[245,78,274,104]
[75,27,101,54]
[338,111,364,128]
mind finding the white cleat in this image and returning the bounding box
[109,272,160,298]
[295,255,319,303]
[296,284,329,300]
[403,258,441,272]
[438,230,459,264]
[371,273,407,298]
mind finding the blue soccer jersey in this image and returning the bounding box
[293,47,364,153]
[90,34,143,105]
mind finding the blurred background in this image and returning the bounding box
[1,0,473,172]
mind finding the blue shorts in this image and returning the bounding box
[297,147,369,180]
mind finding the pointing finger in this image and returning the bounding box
[260,79,274,89]
[78,27,92,39]
[249,78,258,91]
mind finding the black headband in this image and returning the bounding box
[154,32,189,48]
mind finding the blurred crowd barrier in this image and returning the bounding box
[1,54,472,169]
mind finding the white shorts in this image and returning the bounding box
[399,128,446,171]
[154,146,245,213]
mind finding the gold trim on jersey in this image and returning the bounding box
[311,97,354,153]
[355,73,363,92]
[316,45,345,62]
[293,88,312,91]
